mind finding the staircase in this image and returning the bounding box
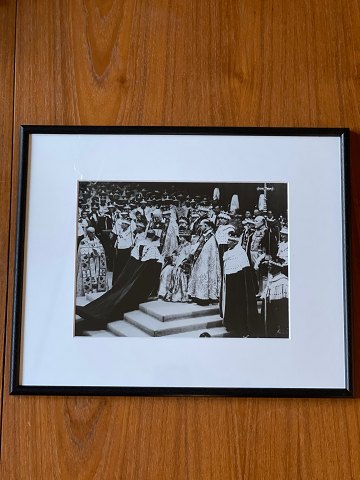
[76,295,264,338]
[106,300,229,338]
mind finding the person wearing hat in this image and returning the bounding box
[189,211,201,236]
[147,208,164,240]
[189,199,197,214]
[130,229,163,264]
[106,204,117,227]
[77,210,91,247]
[266,210,278,228]
[158,229,192,302]
[177,197,191,219]
[208,204,221,225]
[178,216,190,230]
[241,213,255,250]
[89,204,100,232]
[134,221,147,246]
[214,212,236,315]
[98,199,108,216]
[230,208,243,235]
[221,232,263,337]
[76,226,108,297]
[146,209,178,258]
[133,209,147,226]
[215,212,235,267]
[161,210,179,257]
[261,258,289,337]
[246,215,277,295]
[111,217,135,285]
[197,205,209,219]
[95,202,117,271]
[137,198,151,222]
[75,229,163,332]
[277,226,288,276]
[187,219,221,306]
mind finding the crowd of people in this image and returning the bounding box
[75,182,289,338]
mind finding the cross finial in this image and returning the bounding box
[256,183,275,213]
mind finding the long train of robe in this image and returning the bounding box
[222,267,264,337]
[75,257,162,332]
[112,247,131,285]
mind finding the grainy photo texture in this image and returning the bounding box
[75,182,288,338]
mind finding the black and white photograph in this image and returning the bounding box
[75,181,289,339]
[11,127,350,396]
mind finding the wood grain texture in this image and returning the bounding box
[2,0,360,478]
[0,0,17,449]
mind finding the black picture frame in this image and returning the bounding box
[10,125,352,398]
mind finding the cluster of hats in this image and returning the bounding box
[79,182,217,208]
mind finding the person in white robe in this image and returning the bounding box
[134,221,147,246]
[277,226,288,276]
[187,219,221,305]
[158,231,192,301]
[130,231,164,264]
[162,210,179,258]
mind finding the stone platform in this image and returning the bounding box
[109,300,226,337]
[75,295,230,337]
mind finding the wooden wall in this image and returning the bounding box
[1,0,360,478]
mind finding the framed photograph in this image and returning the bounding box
[11,126,352,397]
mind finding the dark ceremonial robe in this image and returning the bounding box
[261,298,289,337]
[97,214,116,271]
[221,243,263,337]
[88,212,99,232]
[112,220,135,285]
[247,226,278,264]
[261,273,289,337]
[97,213,113,232]
[76,254,162,333]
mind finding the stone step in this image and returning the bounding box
[167,326,230,338]
[139,299,219,322]
[75,296,89,321]
[76,296,89,306]
[107,320,227,338]
[85,292,107,302]
[108,320,151,337]
[124,310,223,336]
[83,329,116,337]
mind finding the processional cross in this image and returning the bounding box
[256,183,274,212]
